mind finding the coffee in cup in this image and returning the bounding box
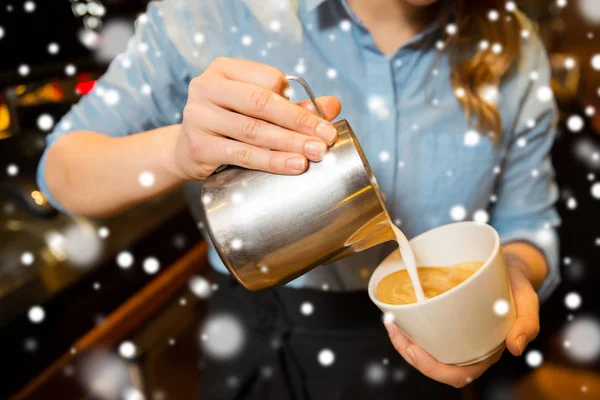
[376,261,484,305]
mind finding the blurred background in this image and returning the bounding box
[0,0,599,399]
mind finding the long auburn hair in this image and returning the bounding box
[440,0,522,142]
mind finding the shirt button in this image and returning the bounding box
[394,59,403,68]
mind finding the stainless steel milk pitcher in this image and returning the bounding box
[201,76,395,291]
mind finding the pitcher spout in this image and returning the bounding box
[323,213,396,264]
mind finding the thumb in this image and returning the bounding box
[297,96,342,122]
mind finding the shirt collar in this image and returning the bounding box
[306,0,327,12]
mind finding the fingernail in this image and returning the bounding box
[286,157,306,172]
[316,122,337,144]
[516,335,527,355]
[384,321,396,337]
[305,141,326,160]
[405,347,418,366]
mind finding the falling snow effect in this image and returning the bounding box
[141,84,152,95]
[231,238,243,250]
[473,209,490,223]
[201,313,246,360]
[450,205,467,221]
[6,163,19,177]
[116,251,134,269]
[563,317,600,363]
[50,224,103,267]
[119,341,137,359]
[98,226,110,238]
[241,35,253,47]
[365,362,387,385]
[65,64,77,76]
[189,276,211,299]
[591,54,600,71]
[21,251,34,265]
[564,57,576,69]
[24,337,38,353]
[103,89,120,106]
[48,42,60,55]
[578,0,600,22]
[591,182,600,199]
[122,387,145,400]
[525,350,543,368]
[536,86,553,103]
[565,292,582,310]
[139,171,155,187]
[143,257,160,274]
[37,114,54,131]
[318,348,335,366]
[464,130,480,147]
[585,106,596,117]
[340,19,351,32]
[493,299,510,316]
[80,352,129,399]
[28,306,45,323]
[300,301,314,316]
[269,20,281,32]
[24,1,35,13]
[567,115,584,132]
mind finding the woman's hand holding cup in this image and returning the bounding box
[385,265,540,388]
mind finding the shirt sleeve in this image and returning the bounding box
[36,1,193,213]
[490,34,561,303]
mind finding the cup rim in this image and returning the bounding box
[368,221,500,310]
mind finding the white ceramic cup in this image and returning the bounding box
[368,221,517,366]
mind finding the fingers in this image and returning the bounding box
[210,57,289,94]
[198,135,308,175]
[190,103,328,162]
[201,78,338,145]
[505,268,540,356]
[385,322,504,388]
[297,96,342,121]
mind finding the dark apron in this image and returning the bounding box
[198,271,461,400]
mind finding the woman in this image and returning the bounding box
[38,0,560,398]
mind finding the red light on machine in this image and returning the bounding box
[76,80,96,95]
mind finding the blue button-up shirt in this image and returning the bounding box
[38,0,561,300]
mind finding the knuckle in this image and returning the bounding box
[268,70,287,93]
[189,76,210,97]
[294,110,313,129]
[249,88,272,113]
[453,379,467,389]
[234,148,252,165]
[267,154,280,172]
[187,136,205,158]
[284,134,297,151]
[210,56,229,70]
[532,322,541,338]
[240,118,261,141]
